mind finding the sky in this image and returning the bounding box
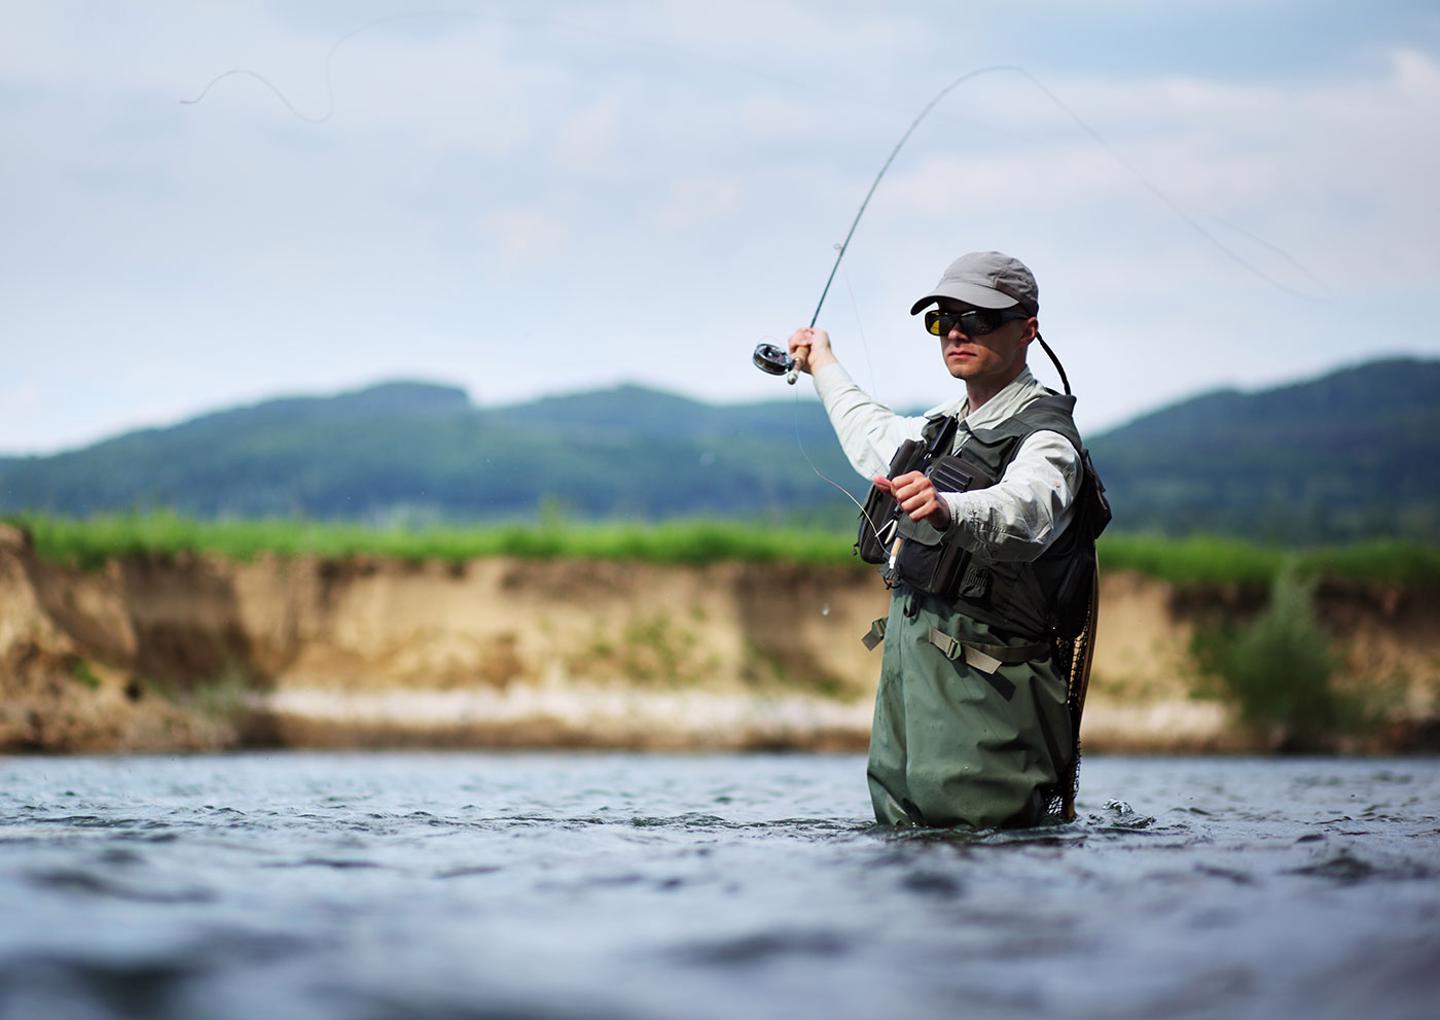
[3,0,1438,455]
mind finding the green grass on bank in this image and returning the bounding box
[7,512,854,571]
[1096,533,1440,587]
[7,513,1440,587]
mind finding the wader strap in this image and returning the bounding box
[925,628,1050,674]
[861,617,887,651]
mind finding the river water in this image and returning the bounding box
[1,752,1436,1020]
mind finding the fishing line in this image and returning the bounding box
[777,67,1080,547]
[777,250,890,549]
[184,13,435,122]
[181,21,1323,538]
[778,258,889,553]
[1205,212,1329,296]
[839,247,880,399]
[787,383,885,546]
[181,7,898,551]
[180,10,531,122]
[807,65,1017,330]
[1011,67,1324,302]
[179,8,853,126]
[769,61,1327,545]
[803,64,1323,333]
[181,23,1320,306]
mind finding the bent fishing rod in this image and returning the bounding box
[752,66,1028,386]
[752,64,1318,388]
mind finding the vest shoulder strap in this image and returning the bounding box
[966,393,1082,454]
[919,412,954,447]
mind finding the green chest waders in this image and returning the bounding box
[857,395,1110,828]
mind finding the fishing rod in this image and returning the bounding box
[749,59,1325,569]
[751,67,1064,546]
[753,66,1024,386]
[752,64,1322,387]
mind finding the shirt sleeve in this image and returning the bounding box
[811,361,928,481]
[940,430,1082,562]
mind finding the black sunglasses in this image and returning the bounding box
[924,307,1029,338]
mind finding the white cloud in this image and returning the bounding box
[552,94,624,171]
[655,175,745,231]
[639,0,924,66]
[2,3,1439,453]
[486,206,571,268]
[875,48,1440,298]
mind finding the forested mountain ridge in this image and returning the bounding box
[0,381,860,521]
[1087,356,1440,541]
[3,358,1437,542]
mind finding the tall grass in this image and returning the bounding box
[7,512,1439,586]
[8,512,858,571]
[1098,533,1440,587]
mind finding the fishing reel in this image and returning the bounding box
[752,342,799,385]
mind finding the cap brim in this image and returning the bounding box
[909,282,1021,316]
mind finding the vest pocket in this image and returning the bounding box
[956,562,991,601]
[855,439,928,565]
[855,483,900,565]
[892,516,970,596]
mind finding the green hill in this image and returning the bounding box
[0,380,864,523]
[1087,356,1440,542]
[3,358,1438,542]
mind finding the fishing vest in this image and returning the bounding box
[857,393,1110,643]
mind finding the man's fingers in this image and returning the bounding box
[894,475,930,500]
[882,467,945,523]
[896,490,940,521]
[886,470,947,524]
[889,471,924,498]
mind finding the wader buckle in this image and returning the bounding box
[861,617,887,651]
[925,628,1050,675]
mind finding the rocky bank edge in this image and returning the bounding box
[2,524,1436,754]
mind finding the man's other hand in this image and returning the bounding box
[787,327,837,375]
[871,471,951,529]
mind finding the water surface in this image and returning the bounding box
[1,753,1437,1019]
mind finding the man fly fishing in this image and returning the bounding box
[788,251,1109,828]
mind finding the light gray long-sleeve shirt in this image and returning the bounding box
[812,361,1081,563]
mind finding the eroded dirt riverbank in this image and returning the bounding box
[2,524,1435,753]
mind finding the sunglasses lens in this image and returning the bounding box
[926,308,1023,337]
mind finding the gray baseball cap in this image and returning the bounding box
[909,251,1039,317]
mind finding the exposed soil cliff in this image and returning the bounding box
[2,524,1435,753]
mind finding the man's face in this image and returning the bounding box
[934,299,1036,385]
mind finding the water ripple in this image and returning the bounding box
[0,752,1436,1020]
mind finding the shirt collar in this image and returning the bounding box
[922,366,1045,427]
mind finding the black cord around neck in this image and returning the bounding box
[1035,333,1071,396]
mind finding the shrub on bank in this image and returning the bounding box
[1190,565,1372,750]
